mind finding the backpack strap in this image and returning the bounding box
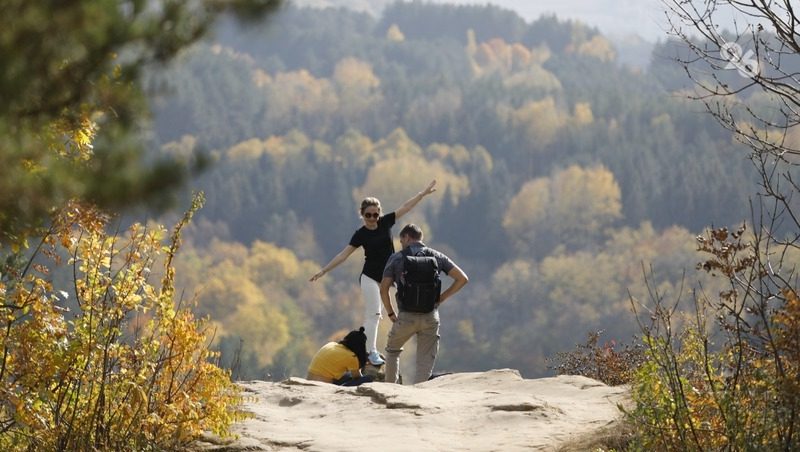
[402,246,437,262]
[399,246,441,280]
[400,246,439,275]
[416,247,439,272]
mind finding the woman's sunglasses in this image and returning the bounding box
[363,212,380,219]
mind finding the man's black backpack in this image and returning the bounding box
[397,247,441,313]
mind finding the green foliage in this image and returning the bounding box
[379,1,529,43]
[0,194,244,450]
[0,0,281,246]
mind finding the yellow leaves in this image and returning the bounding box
[780,287,798,306]
[731,119,800,154]
[551,165,622,226]
[477,38,514,70]
[249,56,387,130]
[228,301,290,367]
[187,239,319,368]
[427,142,473,169]
[456,319,476,343]
[48,113,98,162]
[247,241,302,283]
[502,178,548,229]
[252,68,272,87]
[506,97,567,147]
[334,129,374,165]
[227,138,267,160]
[540,253,618,320]
[262,69,339,120]
[574,35,616,62]
[355,154,469,221]
[9,238,28,254]
[225,131,314,164]
[333,57,382,120]
[630,280,800,449]
[573,102,594,126]
[781,288,800,326]
[371,127,423,159]
[72,122,94,153]
[334,57,380,92]
[466,33,558,87]
[55,199,109,239]
[0,198,239,449]
[470,37,532,76]
[778,123,800,153]
[650,112,674,130]
[775,287,800,365]
[196,270,263,321]
[503,164,622,250]
[161,134,199,164]
[20,159,43,174]
[510,43,533,70]
[386,23,405,42]
[112,62,122,79]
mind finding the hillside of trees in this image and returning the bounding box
[144,2,757,379]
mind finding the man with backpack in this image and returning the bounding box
[379,224,469,384]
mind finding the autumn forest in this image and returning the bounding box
[141,2,761,380]
[5,0,800,449]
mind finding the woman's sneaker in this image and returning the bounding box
[368,350,385,366]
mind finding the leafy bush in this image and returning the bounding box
[627,226,800,450]
[549,330,646,386]
[0,194,243,450]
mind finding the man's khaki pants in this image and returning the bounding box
[384,310,440,384]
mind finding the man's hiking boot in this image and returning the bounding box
[368,350,385,366]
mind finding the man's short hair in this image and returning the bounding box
[399,223,423,240]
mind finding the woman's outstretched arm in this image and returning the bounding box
[310,244,358,281]
[394,179,437,220]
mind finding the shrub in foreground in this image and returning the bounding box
[550,330,646,386]
[627,226,800,450]
[0,194,243,450]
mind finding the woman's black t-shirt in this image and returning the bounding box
[348,212,396,283]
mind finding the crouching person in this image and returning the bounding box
[380,224,469,384]
[306,327,375,386]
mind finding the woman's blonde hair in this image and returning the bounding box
[360,197,381,215]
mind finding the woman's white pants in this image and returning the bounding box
[360,275,382,354]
